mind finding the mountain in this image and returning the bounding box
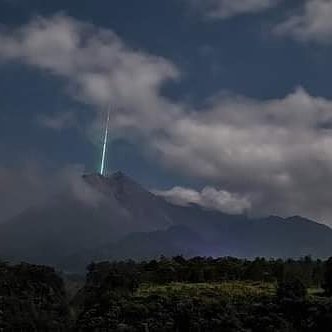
[0,171,332,270]
[0,172,173,265]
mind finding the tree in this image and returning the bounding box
[277,278,307,301]
[323,257,332,295]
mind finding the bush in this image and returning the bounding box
[323,257,332,296]
[277,278,307,301]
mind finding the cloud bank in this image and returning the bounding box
[274,0,332,44]
[0,13,179,129]
[155,186,251,214]
[1,15,332,224]
[187,0,279,19]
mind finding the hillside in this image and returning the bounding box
[0,171,332,270]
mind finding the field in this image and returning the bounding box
[136,281,276,304]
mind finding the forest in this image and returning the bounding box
[1,256,332,331]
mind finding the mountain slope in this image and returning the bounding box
[0,172,173,265]
[0,171,332,269]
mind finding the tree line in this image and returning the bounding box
[2,256,332,330]
[86,255,332,293]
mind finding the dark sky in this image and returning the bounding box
[1,0,332,224]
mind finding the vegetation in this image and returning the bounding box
[276,278,307,301]
[0,260,71,330]
[73,256,332,331]
[2,256,332,330]
[323,257,332,295]
[137,281,275,303]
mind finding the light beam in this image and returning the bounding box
[100,110,110,176]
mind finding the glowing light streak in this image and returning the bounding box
[100,110,110,176]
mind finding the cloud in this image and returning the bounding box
[36,111,76,130]
[187,0,279,19]
[274,0,332,44]
[155,186,251,214]
[0,13,179,133]
[0,162,104,223]
[1,15,332,225]
[150,87,332,224]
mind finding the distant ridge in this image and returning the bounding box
[0,170,332,271]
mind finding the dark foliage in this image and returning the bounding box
[0,261,71,330]
[277,278,307,301]
[72,256,332,331]
[76,255,324,287]
[323,257,332,295]
[2,256,332,331]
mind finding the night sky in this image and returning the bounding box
[1,0,332,225]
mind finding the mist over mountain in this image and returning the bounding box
[0,171,332,271]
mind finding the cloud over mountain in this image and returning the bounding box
[0,163,103,223]
[155,186,251,214]
[152,88,332,223]
[1,15,332,225]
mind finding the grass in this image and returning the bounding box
[308,287,324,296]
[136,281,276,304]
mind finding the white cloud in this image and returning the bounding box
[0,13,179,132]
[155,186,251,214]
[1,15,332,225]
[37,111,76,130]
[187,0,279,19]
[274,0,332,44]
[151,87,332,223]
